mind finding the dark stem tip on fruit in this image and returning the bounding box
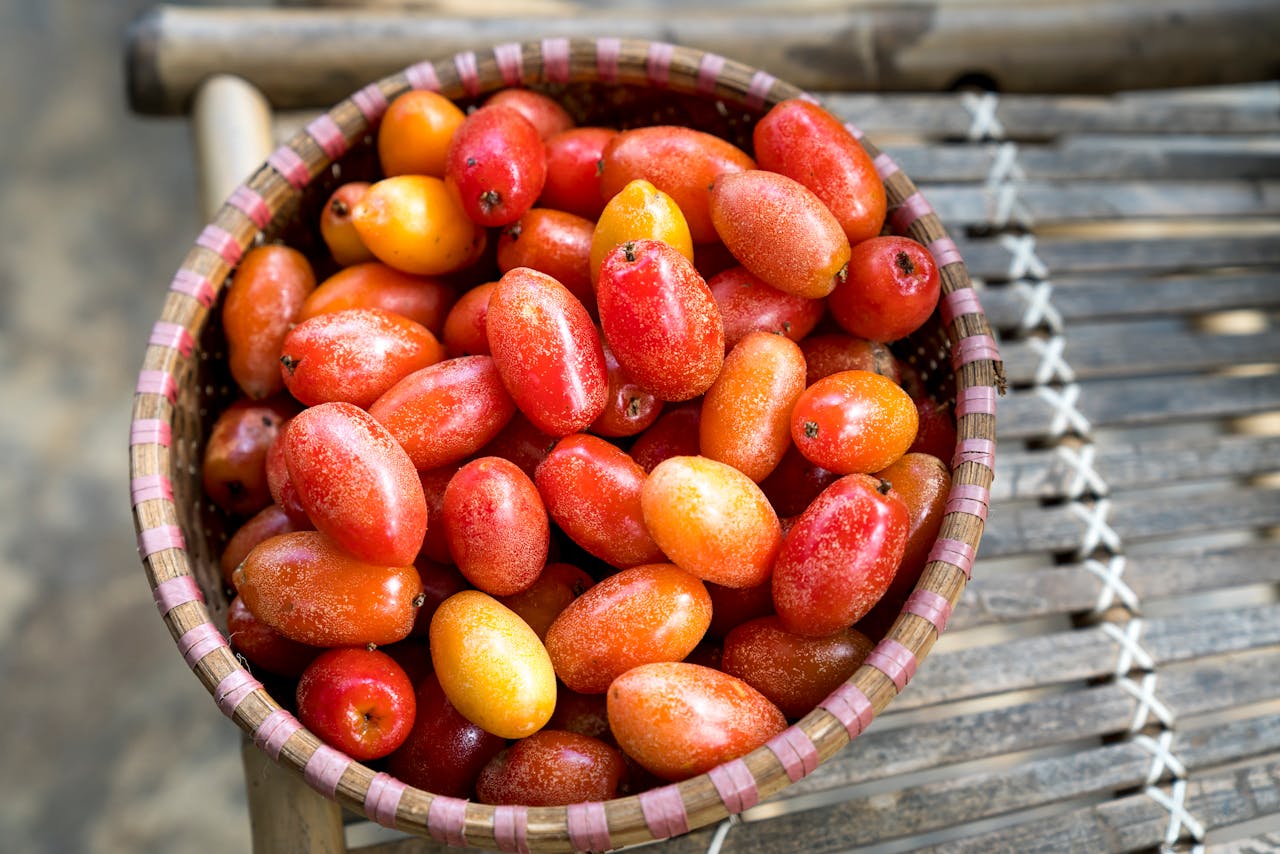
[479,189,502,212]
[595,158,606,177]
[466,156,478,168]
[623,241,637,263]
[413,592,427,608]
[836,262,849,285]
[626,396,642,418]
[895,251,916,276]
[330,198,349,217]
[279,354,301,374]
[803,420,819,439]
[365,642,378,652]
[877,478,893,495]
[504,222,522,241]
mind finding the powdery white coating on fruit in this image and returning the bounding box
[708,265,826,350]
[606,662,787,781]
[640,456,782,588]
[544,563,712,693]
[791,370,920,475]
[429,590,557,739]
[709,170,851,299]
[475,729,624,806]
[283,402,427,566]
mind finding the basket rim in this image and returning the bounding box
[129,37,1002,851]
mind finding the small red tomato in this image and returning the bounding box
[223,245,316,399]
[442,457,549,596]
[791,370,919,475]
[385,673,507,798]
[319,182,376,267]
[497,208,595,315]
[201,395,299,517]
[546,563,712,693]
[590,339,663,438]
[226,595,320,678]
[540,126,617,219]
[484,88,575,140]
[753,98,887,245]
[772,474,909,636]
[446,105,547,227]
[279,308,444,409]
[234,531,423,646]
[219,503,312,587]
[708,265,825,350]
[607,662,787,782]
[283,401,427,566]
[476,411,559,480]
[629,401,701,473]
[296,647,416,760]
[535,434,664,569]
[498,562,594,641]
[596,239,724,402]
[486,267,608,437]
[710,170,851,299]
[800,333,901,387]
[441,280,497,357]
[758,444,840,519]
[369,355,517,471]
[828,236,941,342]
[477,730,625,806]
[299,262,457,337]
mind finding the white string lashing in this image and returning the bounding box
[1057,443,1109,500]
[1028,333,1076,385]
[1118,673,1176,734]
[961,90,1005,141]
[1011,279,1064,334]
[704,813,742,854]
[1146,779,1206,851]
[1000,233,1050,280]
[1081,554,1138,613]
[1100,618,1154,675]
[1134,730,1186,784]
[986,141,1032,228]
[1069,497,1122,557]
[1036,383,1092,438]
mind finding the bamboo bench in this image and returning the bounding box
[127,5,1280,851]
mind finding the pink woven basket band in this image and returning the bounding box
[153,574,204,615]
[149,321,194,358]
[365,772,407,828]
[873,151,900,181]
[890,191,934,235]
[928,236,965,269]
[541,38,571,84]
[306,113,349,161]
[214,667,262,717]
[268,145,311,191]
[905,589,954,633]
[253,708,302,760]
[596,38,621,82]
[135,370,177,404]
[227,185,272,230]
[709,758,759,813]
[169,268,216,307]
[746,70,776,108]
[196,223,243,266]
[353,81,392,118]
[646,41,674,87]
[455,50,481,96]
[928,537,977,578]
[956,385,998,418]
[952,334,1002,370]
[866,638,918,692]
[178,621,227,668]
[494,42,524,87]
[767,727,820,782]
[821,681,875,739]
[137,524,185,559]
[130,474,173,506]
[428,796,469,846]
[941,287,986,326]
[953,437,997,470]
[697,52,726,94]
[493,804,531,854]
[946,483,991,522]
[303,744,351,800]
[843,119,865,139]
[130,418,171,447]
[639,784,690,840]
[567,802,612,853]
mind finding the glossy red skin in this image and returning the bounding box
[476,411,559,480]
[497,208,596,316]
[546,563,712,693]
[772,474,909,637]
[223,245,316,399]
[540,126,617,220]
[485,88,575,139]
[607,662,787,782]
[201,396,299,517]
[722,616,873,719]
[265,426,310,525]
[705,579,775,640]
[442,456,550,596]
[758,443,841,519]
[234,531,423,646]
[369,355,517,471]
[753,98,887,245]
[416,463,463,565]
[220,503,312,587]
[498,562,594,640]
[319,182,376,267]
[629,401,701,473]
[708,265,826,350]
[409,558,470,637]
[446,105,547,227]
[299,262,457,337]
[282,401,428,566]
[800,333,902,387]
[226,595,320,678]
[477,730,625,806]
[829,236,941,342]
[590,340,663,438]
[441,280,496,358]
[596,239,724,402]
[279,308,444,409]
[600,126,755,243]
[385,673,506,797]
[486,267,608,436]
[791,370,919,475]
[535,434,665,569]
[296,648,416,760]
[909,396,959,460]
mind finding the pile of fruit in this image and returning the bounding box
[203,86,955,805]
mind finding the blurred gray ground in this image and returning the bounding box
[0,1,253,850]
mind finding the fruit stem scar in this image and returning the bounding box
[505,222,522,241]
[877,478,893,495]
[479,189,502,212]
[623,241,637,262]
[280,354,301,375]
[803,420,819,439]
[895,251,915,276]
[330,198,348,217]
[836,262,848,285]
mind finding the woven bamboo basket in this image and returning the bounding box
[129,38,1001,851]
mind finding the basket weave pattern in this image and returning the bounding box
[129,38,1000,851]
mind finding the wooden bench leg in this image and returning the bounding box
[242,737,347,854]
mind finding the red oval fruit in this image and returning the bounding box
[201,395,299,517]
[800,333,901,387]
[629,401,701,473]
[791,369,919,475]
[446,105,547,227]
[484,88,575,140]
[708,265,825,351]
[498,562,594,641]
[299,262,457,336]
[222,245,316,400]
[540,126,617,219]
[319,182,376,267]
[226,595,320,678]
[477,730,625,806]
[220,503,312,586]
[441,280,496,358]
[296,647,416,760]
[442,456,549,596]
[590,339,663,438]
[828,235,941,343]
[497,208,595,315]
